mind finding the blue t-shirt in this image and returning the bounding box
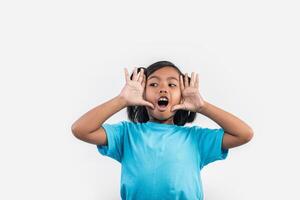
[97,121,229,200]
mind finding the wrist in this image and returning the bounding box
[116,95,129,108]
[197,100,209,114]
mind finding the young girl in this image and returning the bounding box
[71,61,254,200]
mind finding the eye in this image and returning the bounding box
[169,83,177,87]
[149,83,158,87]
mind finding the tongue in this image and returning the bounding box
[158,103,168,108]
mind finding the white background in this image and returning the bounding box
[1,0,299,199]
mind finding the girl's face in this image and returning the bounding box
[144,66,182,124]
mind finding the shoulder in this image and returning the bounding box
[188,124,223,132]
[101,120,133,134]
[103,120,133,127]
[105,120,144,131]
[180,124,203,133]
[186,124,224,139]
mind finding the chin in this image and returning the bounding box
[146,106,175,120]
[152,112,175,121]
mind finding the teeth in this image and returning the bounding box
[159,97,168,101]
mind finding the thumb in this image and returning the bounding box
[140,100,154,109]
[171,104,185,112]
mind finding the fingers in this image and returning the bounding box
[184,73,189,87]
[171,104,185,112]
[195,73,199,88]
[141,74,146,88]
[180,75,185,90]
[182,72,198,88]
[190,72,195,87]
[141,100,154,109]
[124,68,130,83]
[129,67,144,82]
[137,68,144,83]
[132,67,138,81]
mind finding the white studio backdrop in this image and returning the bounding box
[1,0,299,199]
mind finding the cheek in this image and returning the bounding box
[144,90,153,101]
[172,90,182,103]
[144,86,156,98]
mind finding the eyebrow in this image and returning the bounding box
[148,75,178,81]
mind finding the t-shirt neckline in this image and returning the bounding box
[145,121,179,128]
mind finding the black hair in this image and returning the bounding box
[126,60,197,126]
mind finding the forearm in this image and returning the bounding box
[198,101,253,139]
[71,95,127,135]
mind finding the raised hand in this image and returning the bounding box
[119,67,154,109]
[171,72,206,113]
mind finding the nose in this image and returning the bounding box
[159,90,167,94]
[159,83,169,94]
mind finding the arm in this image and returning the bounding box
[71,95,127,145]
[171,72,254,150]
[198,101,254,149]
[71,67,154,145]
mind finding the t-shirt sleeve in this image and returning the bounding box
[193,126,229,169]
[96,121,127,163]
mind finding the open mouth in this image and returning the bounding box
[157,96,169,110]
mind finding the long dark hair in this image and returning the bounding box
[126,61,197,126]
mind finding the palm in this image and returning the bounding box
[119,68,154,109]
[120,81,144,104]
[171,72,205,113]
